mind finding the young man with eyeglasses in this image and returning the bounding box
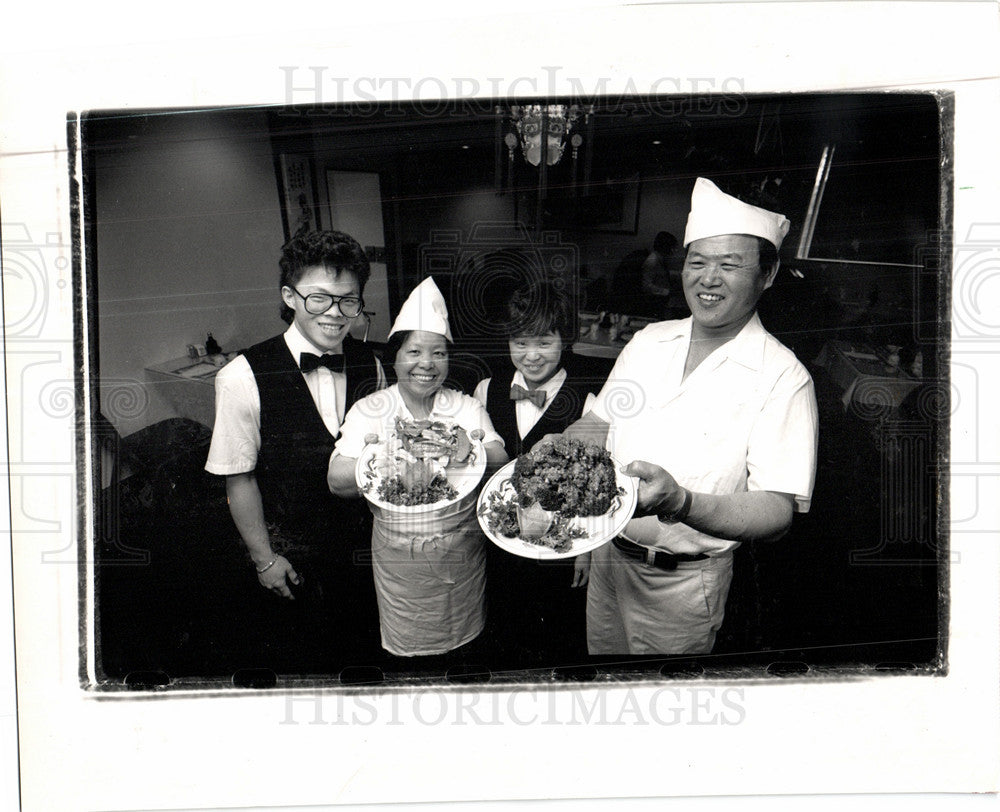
[206,230,385,671]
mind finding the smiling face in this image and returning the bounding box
[509,331,564,389]
[394,330,449,405]
[281,266,361,353]
[682,235,777,340]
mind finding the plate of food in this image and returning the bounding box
[477,438,638,559]
[356,417,486,513]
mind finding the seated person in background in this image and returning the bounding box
[205,230,385,672]
[473,280,604,666]
[328,277,508,662]
[645,230,690,320]
[580,263,608,313]
[609,231,681,318]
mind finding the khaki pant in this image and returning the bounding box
[586,541,734,655]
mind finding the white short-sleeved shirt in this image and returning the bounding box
[472,368,568,440]
[205,322,384,476]
[334,384,504,461]
[589,313,818,556]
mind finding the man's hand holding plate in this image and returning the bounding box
[621,460,689,521]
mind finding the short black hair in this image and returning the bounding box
[381,330,410,384]
[278,230,371,324]
[504,280,575,343]
[755,237,779,275]
[652,231,678,254]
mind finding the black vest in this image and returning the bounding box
[244,333,380,550]
[484,363,597,458]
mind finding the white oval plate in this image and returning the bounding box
[476,456,638,560]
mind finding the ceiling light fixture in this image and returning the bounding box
[494,103,595,229]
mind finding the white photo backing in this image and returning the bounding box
[2,2,998,809]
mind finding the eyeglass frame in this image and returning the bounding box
[285,283,366,317]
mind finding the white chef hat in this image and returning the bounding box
[387,275,453,342]
[683,177,790,250]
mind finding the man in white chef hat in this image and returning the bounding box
[555,177,820,655]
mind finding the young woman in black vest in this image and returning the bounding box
[473,281,608,669]
[206,231,385,673]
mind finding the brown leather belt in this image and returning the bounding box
[612,536,708,572]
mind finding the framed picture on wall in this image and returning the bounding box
[588,172,642,233]
[513,173,642,234]
[277,153,318,241]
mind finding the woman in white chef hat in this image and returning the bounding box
[329,276,508,660]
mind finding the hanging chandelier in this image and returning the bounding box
[495,103,594,201]
[509,104,582,166]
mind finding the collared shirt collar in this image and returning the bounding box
[717,312,767,372]
[388,384,455,420]
[511,367,567,398]
[655,317,693,344]
[284,321,345,370]
[659,313,766,372]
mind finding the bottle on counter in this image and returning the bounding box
[884,345,901,375]
[205,333,228,366]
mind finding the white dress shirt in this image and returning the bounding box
[333,384,504,460]
[472,368,568,440]
[205,322,384,475]
[589,313,819,556]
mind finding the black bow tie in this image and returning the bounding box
[510,383,547,409]
[299,352,345,374]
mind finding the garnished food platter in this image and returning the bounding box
[356,418,486,514]
[477,439,638,560]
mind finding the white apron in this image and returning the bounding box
[368,488,485,656]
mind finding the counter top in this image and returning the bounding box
[573,312,653,359]
[145,354,235,382]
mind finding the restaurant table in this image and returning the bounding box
[814,340,921,414]
[572,313,654,359]
[144,355,234,428]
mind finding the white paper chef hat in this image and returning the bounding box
[683,177,790,250]
[387,275,453,342]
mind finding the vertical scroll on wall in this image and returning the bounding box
[277,153,318,242]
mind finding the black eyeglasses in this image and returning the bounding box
[287,284,365,317]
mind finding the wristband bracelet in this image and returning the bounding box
[255,557,278,574]
[657,488,692,524]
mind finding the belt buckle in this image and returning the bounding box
[644,546,657,567]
